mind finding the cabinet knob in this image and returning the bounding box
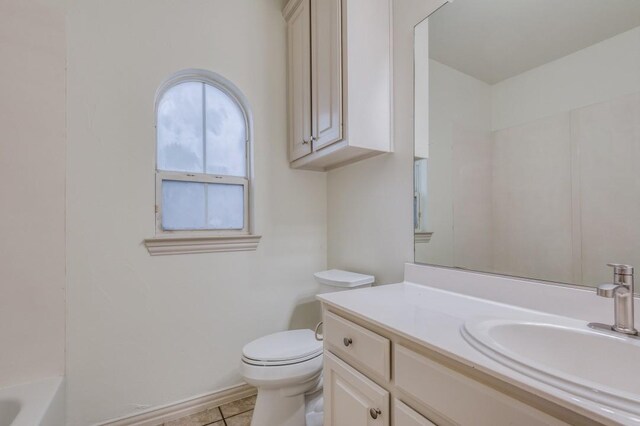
[369,408,382,419]
[343,337,353,347]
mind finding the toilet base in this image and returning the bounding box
[250,374,322,426]
[250,389,304,426]
[305,388,324,426]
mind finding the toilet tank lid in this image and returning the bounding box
[314,269,374,287]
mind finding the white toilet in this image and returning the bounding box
[241,269,374,426]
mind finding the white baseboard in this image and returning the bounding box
[97,383,256,426]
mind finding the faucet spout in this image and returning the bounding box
[596,283,618,298]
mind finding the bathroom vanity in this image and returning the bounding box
[318,264,640,426]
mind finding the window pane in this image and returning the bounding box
[205,84,247,177]
[207,184,244,229]
[157,82,204,173]
[162,181,206,230]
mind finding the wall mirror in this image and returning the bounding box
[414,0,640,288]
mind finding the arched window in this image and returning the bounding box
[155,70,252,236]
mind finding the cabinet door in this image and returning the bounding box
[394,400,437,426]
[287,0,313,161]
[311,0,343,150]
[324,351,389,426]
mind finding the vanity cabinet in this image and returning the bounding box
[321,307,576,426]
[283,0,392,171]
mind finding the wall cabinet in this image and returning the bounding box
[321,307,581,426]
[283,0,392,171]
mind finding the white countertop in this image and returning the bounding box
[318,281,640,425]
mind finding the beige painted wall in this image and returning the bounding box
[328,0,448,285]
[66,1,326,424]
[0,0,66,389]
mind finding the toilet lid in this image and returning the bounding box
[242,329,322,363]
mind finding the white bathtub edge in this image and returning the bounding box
[0,376,65,426]
[41,377,65,426]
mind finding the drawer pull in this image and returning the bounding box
[369,408,382,419]
[343,337,353,347]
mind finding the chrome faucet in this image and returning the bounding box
[594,263,638,336]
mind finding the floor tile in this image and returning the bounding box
[164,407,223,426]
[220,395,256,418]
[225,410,253,426]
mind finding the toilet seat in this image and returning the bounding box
[242,329,323,366]
[242,351,322,367]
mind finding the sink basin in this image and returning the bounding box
[462,317,640,416]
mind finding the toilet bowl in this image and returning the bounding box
[241,329,323,426]
[241,270,374,426]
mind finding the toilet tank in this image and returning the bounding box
[314,269,375,294]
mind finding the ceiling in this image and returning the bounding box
[428,0,640,84]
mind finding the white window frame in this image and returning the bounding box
[155,172,249,236]
[145,69,260,255]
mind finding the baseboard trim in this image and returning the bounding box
[98,383,256,426]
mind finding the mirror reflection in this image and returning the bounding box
[414,0,640,287]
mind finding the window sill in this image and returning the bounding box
[415,232,433,244]
[144,234,261,256]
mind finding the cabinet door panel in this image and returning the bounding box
[394,399,437,426]
[287,0,312,161]
[324,351,389,426]
[311,0,342,150]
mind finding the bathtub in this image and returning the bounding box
[0,377,64,426]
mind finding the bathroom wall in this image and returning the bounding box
[328,0,449,285]
[0,0,66,389]
[490,94,640,286]
[492,26,640,131]
[65,1,326,424]
[575,92,640,285]
[491,113,574,283]
[490,26,640,286]
[417,60,492,271]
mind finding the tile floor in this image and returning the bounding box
[161,395,256,426]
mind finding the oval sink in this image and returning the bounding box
[462,317,640,415]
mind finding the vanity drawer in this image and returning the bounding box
[323,311,391,382]
[394,345,569,426]
[394,399,437,426]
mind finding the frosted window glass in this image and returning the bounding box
[205,85,247,177]
[157,82,204,173]
[207,184,244,229]
[162,181,206,230]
